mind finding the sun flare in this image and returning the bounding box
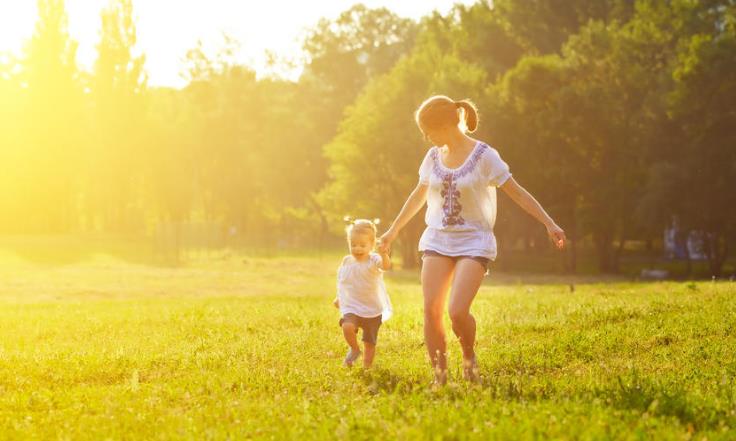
[0,0,473,87]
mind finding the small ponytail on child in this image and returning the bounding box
[344,216,379,239]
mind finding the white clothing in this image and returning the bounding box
[336,253,393,321]
[417,141,511,260]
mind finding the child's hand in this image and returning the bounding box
[333,298,340,308]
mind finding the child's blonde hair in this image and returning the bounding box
[344,216,380,241]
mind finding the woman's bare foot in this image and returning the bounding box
[462,355,480,383]
[432,366,448,387]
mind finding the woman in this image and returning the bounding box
[378,95,566,384]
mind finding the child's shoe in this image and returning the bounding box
[343,348,361,367]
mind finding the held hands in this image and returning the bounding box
[546,223,567,250]
[377,228,398,254]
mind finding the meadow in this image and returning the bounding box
[1,245,735,440]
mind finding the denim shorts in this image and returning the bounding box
[422,249,490,271]
[339,313,382,344]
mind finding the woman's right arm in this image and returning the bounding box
[378,182,428,251]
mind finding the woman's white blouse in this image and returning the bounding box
[337,253,393,321]
[417,141,511,260]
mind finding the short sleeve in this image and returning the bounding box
[369,253,384,272]
[337,255,350,277]
[483,147,511,187]
[418,148,434,184]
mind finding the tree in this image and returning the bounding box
[449,2,527,78]
[493,0,635,54]
[320,31,488,267]
[485,54,584,271]
[0,53,26,232]
[181,38,262,243]
[295,5,420,250]
[21,0,84,232]
[88,0,148,232]
[485,7,682,273]
[301,4,418,125]
[654,7,736,276]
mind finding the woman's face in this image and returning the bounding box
[419,123,451,146]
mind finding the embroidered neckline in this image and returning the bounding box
[431,142,486,179]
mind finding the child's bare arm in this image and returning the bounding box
[377,249,391,271]
[333,255,350,308]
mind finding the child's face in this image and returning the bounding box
[349,233,374,258]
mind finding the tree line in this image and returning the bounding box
[1,0,734,275]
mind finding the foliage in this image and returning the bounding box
[0,1,734,273]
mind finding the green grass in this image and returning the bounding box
[0,250,735,440]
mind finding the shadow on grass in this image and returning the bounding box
[593,370,732,432]
[356,365,734,432]
[356,365,557,400]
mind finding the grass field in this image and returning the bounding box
[1,249,735,440]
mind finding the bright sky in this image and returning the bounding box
[0,0,476,88]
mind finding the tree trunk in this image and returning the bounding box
[400,240,414,269]
[173,220,182,265]
[397,215,425,270]
[612,236,626,274]
[594,230,613,273]
[399,225,420,270]
[683,233,692,279]
[565,210,577,274]
[705,231,727,278]
[308,194,329,257]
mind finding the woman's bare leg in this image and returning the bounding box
[448,258,485,362]
[421,255,455,372]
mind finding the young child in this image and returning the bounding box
[333,217,393,368]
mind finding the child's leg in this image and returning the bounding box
[341,322,359,351]
[361,316,382,368]
[363,342,376,368]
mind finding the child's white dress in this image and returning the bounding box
[417,141,511,260]
[336,252,393,321]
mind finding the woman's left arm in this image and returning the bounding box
[500,177,566,249]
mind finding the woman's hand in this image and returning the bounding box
[501,178,566,251]
[546,223,566,250]
[377,183,428,254]
[378,228,398,254]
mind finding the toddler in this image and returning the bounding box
[333,217,392,368]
